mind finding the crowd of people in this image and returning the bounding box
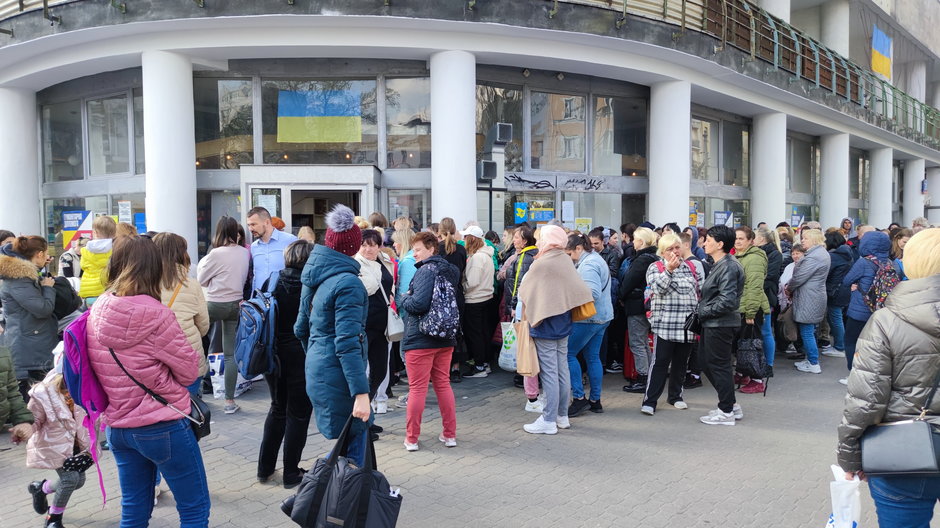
[0,209,937,527]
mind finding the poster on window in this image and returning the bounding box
[713,211,733,228]
[575,218,592,232]
[62,211,92,249]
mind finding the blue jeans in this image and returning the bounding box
[330,429,368,468]
[869,475,940,528]
[108,419,210,528]
[798,323,819,365]
[827,305,846,351]
[760,313,776,367]
[567,322,609,401]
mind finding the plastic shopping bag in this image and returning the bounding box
[498,322,518,372]
[209,353,255,399]
[825,465,860,528]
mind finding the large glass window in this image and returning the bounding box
[593,96,647,176]
[109,193,146,230]
[561,192,646,231]
[849,149,870,201]
[695,197,750,228]
[133,88,145,174]
[195,79,253,169]
[261,79,378,165]
[388,190,429,228]
[476,84,523,172]
[385,78,431,169]
[42,101,84,182]
[691,117,719,182]
[530,92,585,172]
[505,191,555,228]
[43,196,109,268]
[86,94,130,175]
[722,121,749,186]
[787,137,815,193]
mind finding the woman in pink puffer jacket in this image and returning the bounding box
[86,236,209,528]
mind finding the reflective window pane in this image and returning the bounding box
[787,137,814,193]
[530,92,585,172]
[195,79,253,169]
[261,79,377,165]
[561,192,645,231]
[722,121,749,187]
[593,96,647,176]
[691,118,718,182]
[87,95,130,175]
[702,198,750,228]
[388,190,429,229]
[476,84,523,172]
[505,191,554,228]
[110,193,146,231]
[386,78,430,169]
[43,196,109,272]
[42,101,84,182]
[849,149,869,201]
[133,88,145,174]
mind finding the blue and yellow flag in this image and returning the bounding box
[277,89,362,143]
[872,24,892,79]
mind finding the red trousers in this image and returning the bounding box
[405,347,457,443]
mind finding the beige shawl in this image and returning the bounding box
[518,248,593,327]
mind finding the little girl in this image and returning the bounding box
[25,370,91,528]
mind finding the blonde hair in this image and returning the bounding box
[656,233,681,256]
[755,226,781,252]
[633,227,657,248]
[391,228,412,253]
[297,226,316,242]
[353,216,371,230]
[902,228,940,279]
[800,229,824,248]
[116,222,137,238]
[438,217,459,255]
[93,216,117,239]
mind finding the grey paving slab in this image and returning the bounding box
[0,353,931,527]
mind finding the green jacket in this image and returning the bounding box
[737,245,770,319]
[0,345,33,426]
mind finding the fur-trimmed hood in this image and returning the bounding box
[0,254,40,281]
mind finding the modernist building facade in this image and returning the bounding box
[0,0,938,260]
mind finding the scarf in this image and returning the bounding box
[518,248,593,327]
[354,254,382,295]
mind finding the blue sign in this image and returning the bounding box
[514,202,528,224]
[134,212,147,235]
[62,210,88,231]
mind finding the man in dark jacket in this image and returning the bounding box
[697,225,745,426]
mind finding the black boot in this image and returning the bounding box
[28,480,48,515]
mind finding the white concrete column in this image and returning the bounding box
[0,88,41,236]
[750,113,787,225]
[141,51,198,263]
[907,60,927,103]
[430,50,477,228]
[868,147,893,229]
[902,158,925,227]
[927,167,940,225]
[819,133,850,228]
[820,0,850,57]
[648,80,691,228]
[757,0,790,23]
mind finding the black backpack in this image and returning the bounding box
[50,276,83,320]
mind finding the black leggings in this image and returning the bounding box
[366,328,389,399]
[463,301,489,366]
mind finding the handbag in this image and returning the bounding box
[282,415,402,528]
[376,283,404,342]
[513,314,539,378]
[571,301,597,322]
[107,348,211,441]
[734,324,768,380]
[683,310,702,335]
[860,369,940,476]
[61,452,94,473]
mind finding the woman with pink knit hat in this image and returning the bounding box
[517,225,593,435]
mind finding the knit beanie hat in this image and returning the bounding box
[324,205,362,257]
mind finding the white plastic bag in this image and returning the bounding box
[208,353,255,399]
[825,464,860,528]
[498,322,517,372]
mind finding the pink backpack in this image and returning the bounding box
[62,310,109,505]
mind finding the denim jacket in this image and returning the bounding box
[575,251,613,324]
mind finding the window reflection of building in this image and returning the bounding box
[531,92,585,172]
[386,78,431,169]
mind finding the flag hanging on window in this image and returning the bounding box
[276,88,362,143]
[871,24,892,80]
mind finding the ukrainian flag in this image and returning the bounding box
[872,24,892,79]
[277,89,362,143]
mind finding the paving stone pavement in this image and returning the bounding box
[2,352,929,527]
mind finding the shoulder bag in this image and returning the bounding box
[860,369,940,476]
[683,261,703,335]
[377,280,404,343]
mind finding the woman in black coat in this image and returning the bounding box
[825,231,854,355]
[755,226,782,366]
[618,227,659,392]
[257,240,314,489]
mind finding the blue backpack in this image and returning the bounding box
[234,272,279,378]
[417,264,460,339]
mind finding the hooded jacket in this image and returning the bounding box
[841,232,890,321]
[400,255,461,352]
[698,255,745,328]
[0,252,57,378]
[160,271,210,377]
[788,244,831,324]
[463,245,496,304]
[575,250,613,325]
[87,293,199,428]
[0,345,32,427]
[759,242,782,309]
[736,245,770,320]
[293,244,371,440]
[79,239,112,299]
[836,274,940,472]
[619,245,658,316]
[27,372,90,470]
[826,245,854,308]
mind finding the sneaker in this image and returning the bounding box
[224,402,240,414]
[556,416,571,429]
[739,379,765,394]
[523,416,558,435]
[465,367,488,378]
[397,393,409,408]
[733,372,750,386]
[589,400,604,413]
[28,480,48,514]
[524,399,544,413]
[683,374,703,389]
[640,405,655,416]
[438,435,457,448]
[403,441,419,452]
[786,344,797,353]
[622,376,647,393]
[374,401,388,414]
[821,348,845,358]
[484,363,492,374]
[568,398,590,417]
[672,400,688,410]
[732,403,744,420]
[605,361,624,374]
[700,409,736,425]
[838,377,848,386]
[449,370,462,383]
[795,360,822,374]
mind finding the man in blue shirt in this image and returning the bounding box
[247,206,298,291]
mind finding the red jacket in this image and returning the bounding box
[87,293,198,429]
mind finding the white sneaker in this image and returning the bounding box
[523,416,558,435]
[374,401,388,414]
[556,416,570,429]
[821,347,845,358]
[524,399,544,413]
[403,441,419,452]
[641,405,655,416]
[732,403,744,420]
[838,377,848,386]
[438,435,457,447]
[795,360,822,374]
[673,401,688,410]
[700,409,736,425]
[397,393,409,408]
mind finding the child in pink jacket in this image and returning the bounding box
[25,370,91,528]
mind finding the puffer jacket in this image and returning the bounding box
[400,255,461,352]
[826,245,854,308]
[79,239,112,299]
[698,255,744,328]
[160,270,210,377]
[0,253,57,378]
[26,372,90,470]
[0,345,32,426]
[463,245,495,304]
[575,251,613,325]
[619,246,658,316]
[759,242,782,309]
[841,232,890,322]
[293,244,371,440]
[788,244,830,324]
[87,293,199,429]
[736,245,770,320]
[836,274,940,472]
